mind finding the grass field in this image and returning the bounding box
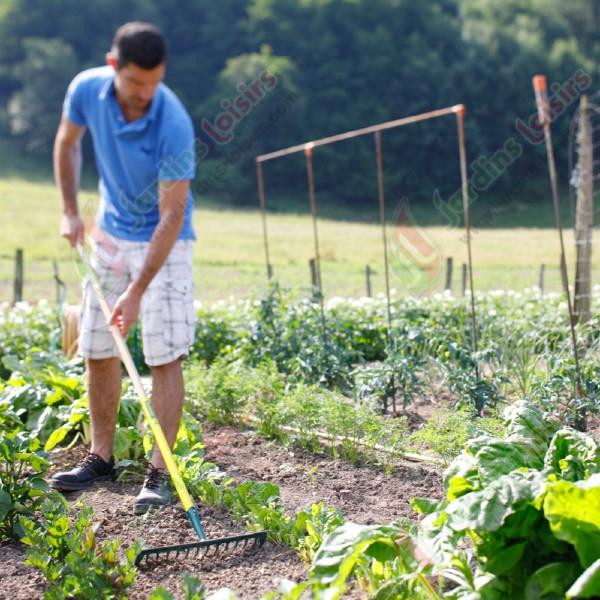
[1,173,598,305]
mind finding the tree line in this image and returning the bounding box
[1,0,599,212]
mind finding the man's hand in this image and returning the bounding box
[109,285,142,336]
[60,213,84,247]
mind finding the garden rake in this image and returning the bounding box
[76,243,267,567]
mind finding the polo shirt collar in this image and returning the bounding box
[99,75,162,130]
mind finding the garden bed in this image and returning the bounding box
[1,430,442,599]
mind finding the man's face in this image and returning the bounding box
[108,56,165,112]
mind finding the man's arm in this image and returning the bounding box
[109,179,190,335]
[54,117,86,247]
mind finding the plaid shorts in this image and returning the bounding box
[79,228,195,367]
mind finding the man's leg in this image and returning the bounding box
[88,357,122,461]
[50,230,126,491]
[49,357,121,491]
[149,358,185,469]
[133,238,194,512]
[133,358,184,513]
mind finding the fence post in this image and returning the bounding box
[538,264,545,294]
[309,258,318,288]
[365,265,372,297]
[444,257,453,292]
[53,259,66,305]
[13,248,23,304]
[461,262,467,296]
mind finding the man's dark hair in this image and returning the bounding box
[112,22,166,69]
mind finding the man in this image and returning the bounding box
[51,22,196,515]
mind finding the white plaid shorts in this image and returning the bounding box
[79,228,196,366]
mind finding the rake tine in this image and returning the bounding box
[134,531,268,568]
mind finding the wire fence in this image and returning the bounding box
[2,251,597,308]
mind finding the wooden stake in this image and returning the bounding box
[13,248,23,304]
[309,258,318,288]
[444,257,453,292]
[574,95,593,323]
[533,74,583,415]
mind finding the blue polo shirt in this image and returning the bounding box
[63,66,196,241]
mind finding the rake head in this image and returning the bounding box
[135,530,268,567]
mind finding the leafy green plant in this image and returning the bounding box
[0,300,60,378]
[20,499,140,600]
[187,358,411,469]
[283,520,438,600]
[237,285,358,388]
[296,502,345,564]
[352,349,423,414]
[410,405,503,463]
[186,356,286,425]
[0,349,87,446]
[270,402,600,600]
[192,306,240,364]
[415,401,600,598]
[0,425,60,540]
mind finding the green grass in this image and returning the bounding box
[1,171,598,304]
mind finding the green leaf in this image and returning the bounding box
[544,429,600,482]
[370,579,411,600]
[484,541,527,576]
[0,489,13,520]
[364,540,398,562]
[27,476,49,491]
[311,522,401,589]
[410,497,441,515]
[566,558,600,598]
[524,562,579,599]
[445,470,547,532]
[44,424,71,451]
[444,452,480,500]
[468,436,545,480]
[503,401,559,451]
[543,476,600,568]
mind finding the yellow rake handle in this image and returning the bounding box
[76,244,195,513]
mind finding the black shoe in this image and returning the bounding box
[50,452,115,491]
[133,465,173,515]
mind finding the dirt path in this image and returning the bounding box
[203,425,442,527]
[0,428,442,599]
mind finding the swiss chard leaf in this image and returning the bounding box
[543,475,600,568]
[484,541,527,576]
[310,522,401,591]
[445,470,547,533]
[544,429,600,482]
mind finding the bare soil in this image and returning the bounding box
[0,427,442,599]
